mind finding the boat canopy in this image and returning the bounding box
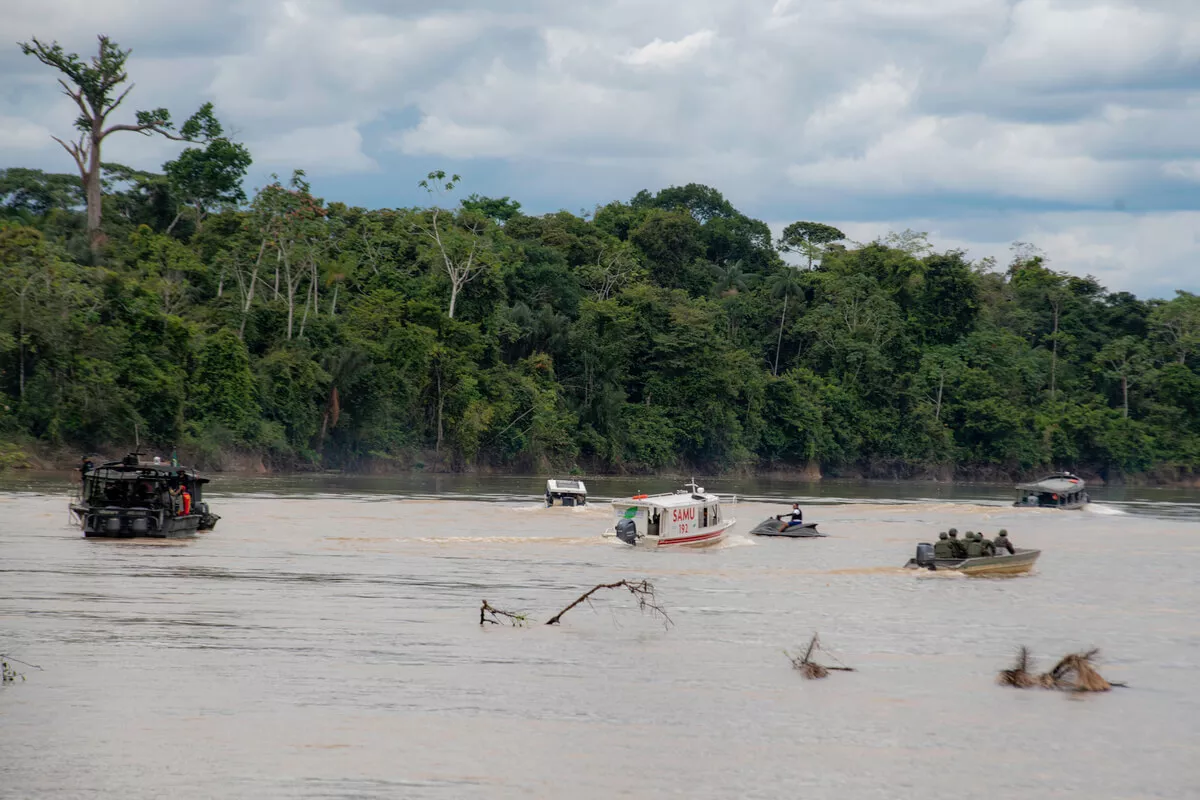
[546,479,586,495]
[1015,473,1084,494]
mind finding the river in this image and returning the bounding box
[2,474,1198,799]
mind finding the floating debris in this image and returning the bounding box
[545,579,670,627]
[479,600,528,627]
[478,579,671,628]
[786,634,855,680]
[997,645,1039,688]
[997,647,1125,692]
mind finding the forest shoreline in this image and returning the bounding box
[6,440,1198,489]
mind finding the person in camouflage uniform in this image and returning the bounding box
[979,532,996,556]
[995,530,1015,554]
[966,532,984,557]
[947,528,967,558]
[933,531,953,558]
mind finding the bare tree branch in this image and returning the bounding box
[545,580,671,627]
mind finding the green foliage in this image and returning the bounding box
[191,330,259,437]
[0,169,83,218]
[0,165,1198,479]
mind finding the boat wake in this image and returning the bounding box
[1085,503,1127,516]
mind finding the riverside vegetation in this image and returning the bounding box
[2,37,1199,481]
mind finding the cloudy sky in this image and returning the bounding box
[3,0,1199,295]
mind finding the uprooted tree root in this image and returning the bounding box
[786,634,856,680]
[998,647,1126,692]
[479,580,671,628]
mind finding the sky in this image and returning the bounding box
[2,0,1199,297]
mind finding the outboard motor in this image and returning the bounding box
[914,542,936,569]
[562,496,576,507]
[615,519,638,546]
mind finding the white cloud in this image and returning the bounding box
[250,122,377,174]
[620,30,716,67]
[982,0,1200,87]
[789,114,1131,202]
[2,0,1200,292]
[0,116,53,150]
[823,211,1200,296]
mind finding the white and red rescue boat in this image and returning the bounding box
[606,481,734,548]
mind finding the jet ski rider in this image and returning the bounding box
[776,503,803,527]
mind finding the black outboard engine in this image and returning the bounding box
[615,519,638,546]
[562,496,576,507]
[914,542,936,569]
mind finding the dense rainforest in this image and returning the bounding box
[3,38,1200,481]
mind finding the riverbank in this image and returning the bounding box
[5,438,1199,489]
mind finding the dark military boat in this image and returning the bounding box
[70,453,220,538]
[1014,473,1089,509]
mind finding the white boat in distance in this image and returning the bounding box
[607,481,734,548]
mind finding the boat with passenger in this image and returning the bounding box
[1014,473,1089,509]
[70,453,220,538]
[904,543,1041,576]
[607,480,734,548]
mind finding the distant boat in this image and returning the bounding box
[606,481,734,548]
[545,478,587,507]
[904,542,1040,576]
[70,453,219,538]
[1014,473,1089,509]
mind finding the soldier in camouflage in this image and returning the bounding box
[933,531,953,559]
[995,530,1015,554]
[947,528,966,558]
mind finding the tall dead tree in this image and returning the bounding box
[415,171,492,319]
[19,36,217,257]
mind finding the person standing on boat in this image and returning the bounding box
[995,530,1015,554]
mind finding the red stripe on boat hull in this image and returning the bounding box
[656,526,729,547]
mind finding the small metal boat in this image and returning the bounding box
[904,542,1040,576]
[545,478,587,506]
[1014,473,1089,509]
[749,518,824,538]
[606,480,734,548]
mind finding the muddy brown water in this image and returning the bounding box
[2,474,1198,798]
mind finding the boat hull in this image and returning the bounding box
[80,509,202,539]
[1013,500,1088,510]
[654,519,734,547]
[606,519,735,548]
[905,548,1041,576]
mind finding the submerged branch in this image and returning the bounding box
[545,579,671,627]
[479,600,527,627]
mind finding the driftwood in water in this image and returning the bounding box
[997,645,1040,688]
[787,634,856,679]
[545,579,671,627]
[479,580,670,628]
[479,600,528,627]
[997,647,1125,692]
